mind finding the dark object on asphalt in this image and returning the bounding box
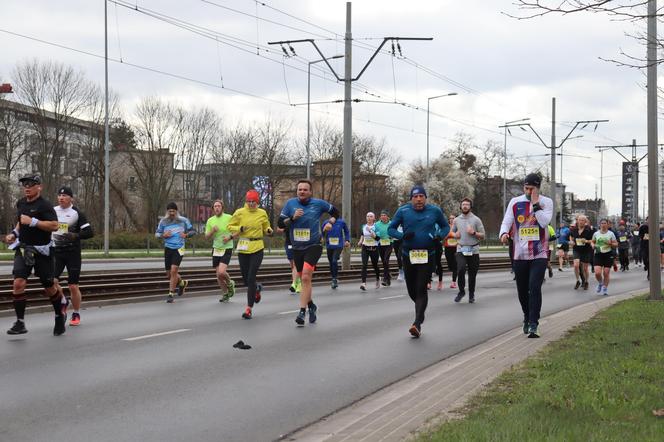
[233,340,252,350]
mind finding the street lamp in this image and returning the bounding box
[307,54,343,180]
[426,92,458,183]
[499,118,530,212]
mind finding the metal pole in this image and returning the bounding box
[341,1,352,271]
[306,61,311,180]
[503,126,507,213]
[600,150,603,202]
[104,0,110,256]
[633,139,638,223]
[560,145,564,225]
[647,0,661,299]
[426,99,430,183]
[550,97,557,231]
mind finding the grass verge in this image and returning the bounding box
[419,296,664,442]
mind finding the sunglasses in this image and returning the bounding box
[20,181,38,188]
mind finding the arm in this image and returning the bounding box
[19,214,58,232]
[205,220,216,239]
[533,197,553,227]
[343,221,350,243]
[185,219,196,238]
[436,208,450,239]
[387,210,404,240]
[262,211,273,235]
[227,210,242,234]
[474,218,485,241]
[74,210,94,240]
[155,220,164,238]
[499,199,515,242]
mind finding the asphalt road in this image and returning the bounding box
[0,266,650,442]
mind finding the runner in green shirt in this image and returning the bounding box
[205,199,235,302]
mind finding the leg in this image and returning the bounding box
[445,247,457,283]
[467,254,480,299]
[246,251,264,307]
[238,253,252,306]
[456,253,467,296]
[526,259,547,326]
[512,260,531,323]
[413,262,430,327]
[169,265,180,293]
[361,247,369,283]
[370,248,380,284]
[298,245,321,309]
[602,266,611,288]
[573,258,581,282]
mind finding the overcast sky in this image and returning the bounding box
[1,0,658,215]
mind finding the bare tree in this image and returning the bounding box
[12,59,96,197]
[0,97,30,230]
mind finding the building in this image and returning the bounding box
[571,198,607,225]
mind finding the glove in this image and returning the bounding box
[403,231,415,241]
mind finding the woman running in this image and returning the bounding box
[228,189,273,319]
[591,218,618,296]
[359,212,381,290]
[443,215,458,289]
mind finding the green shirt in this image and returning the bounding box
[205,213,233,249]
[374,220,392,245]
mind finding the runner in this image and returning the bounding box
[630,222,641,267]
[277,225,300,294]
[52,186,93,326]
[499,173,553,338]
[569,215,593,291]
[322,216,350,289]
[278,179,340,326]
[393,231,405,282]
[228,190,273,319]
[591,219,618,296]
[453,198,485,303]
[375,210,394,287]
[616,220,631,271]
[556,222,571,271]
[155,202,196,303]
[358,212,381,291]
[545,224,556,280]
[638,218,650,280]
[388,185,449,338]
[205,199,235,303]
[5,174,63,336]
[431,232,444,291]
[443,215,458,289]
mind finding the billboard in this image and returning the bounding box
[621,162,638,222]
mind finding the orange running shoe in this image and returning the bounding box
[69,312,80,326]
[241,307,252,319]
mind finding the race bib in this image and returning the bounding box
[328,237,340,246]
[213,248,226,257]
[236,238,250,251]
[600,245,611,253]
[177,247,185,256]
[409,249,428,264]
[556,244,562,248]
[379,238,391,246]
[447,238,458,247]
[620,236,627,242]
[643,234,650,241]
[575,238,586,246]
[460,245,474,256]
[519,226,540,242]
[293,228,310,242]
[363,237,377,247]
[57,222,69,234]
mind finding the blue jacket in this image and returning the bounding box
[279,197,339,250]
[322,218,350,249]
[388,203,449,256]
[155,215,196,250]
[557,226,571,244]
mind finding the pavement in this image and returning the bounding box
[0,265,650,442]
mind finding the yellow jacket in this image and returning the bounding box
[228,205,272,254]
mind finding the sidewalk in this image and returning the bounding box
[287,289,642,442]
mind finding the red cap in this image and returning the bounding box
[245,189,259,203]
[619,219,626,225]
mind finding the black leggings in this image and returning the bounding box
[403,253,432,327]
[618,248,629,269]
[456,253,480,295]
[393,240,403,270]
[431,242,443,282]
[361,246,380,283]
[378,244,393,282]
[238,250,263,307]
[444,246,457,282]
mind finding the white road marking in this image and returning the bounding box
[278,310,301,315]
[379,295,406,300]
[123,329,191,341]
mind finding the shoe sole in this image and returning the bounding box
[295,318,305,326]
[528,332,540,338]
[409,325,420,338]
[7,329,28,335]
[69,321,80,326]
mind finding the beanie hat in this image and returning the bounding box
[410,185,427,198]
[524,173,542,188]
[245,189,260,203]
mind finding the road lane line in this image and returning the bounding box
[278,310,300,315]
[122,329,191,341]
[379,295,406,300]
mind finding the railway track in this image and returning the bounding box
[0,257,513,310]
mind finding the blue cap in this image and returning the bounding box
[410,185,427,198]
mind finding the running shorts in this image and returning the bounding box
[573,248,593,264]
[54,249,82,284]
[13,249,55,287]
[164,247,184,269]
[212,248,232,267]
[293,244,323,273]
[594,252,614,268]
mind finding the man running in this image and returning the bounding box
[359,212,381,291]
[388,185,449,338]
[630,223,641,267]
[570,215,593,291]
[228,190,273,319]
[5,174,62,336]
[591,219,618,296]
[375,210,394,286]
[52,186,93,326]
[545,224,556,280]
[453,198,485,303]
[616,220,631,271]
[556,222,571,271]
[499,173,553,338]
[638,218,650,279]
[205,199,235,303]
[278,179,340,326]
[155,202,196,303]
[322,216,350,289]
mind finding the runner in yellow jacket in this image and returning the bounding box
[228,189,273,319]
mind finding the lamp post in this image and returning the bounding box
[307,55,343,180]
[426,92,457,183]
[499,118,530,212]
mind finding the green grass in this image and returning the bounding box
[419,296,664,442]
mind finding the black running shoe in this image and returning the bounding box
[308,303,317,324]
[53,315,66,336]
[176,279,188,297]
[454,292,464,303]
[583,281,589,290]
[7,320,27,335]
[468,294,475,304]
[574,280,581,290]
[295,310,305,326]
[548,268,553,278]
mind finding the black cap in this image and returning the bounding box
[380,209,390,216]
[58,186,73,197]
[166,202,178,211]
[524,173,542,188]
[18,174,42,185]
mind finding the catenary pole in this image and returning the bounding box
[551,97,556,231]
[341,2,352,270]
[104,0,110,256]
